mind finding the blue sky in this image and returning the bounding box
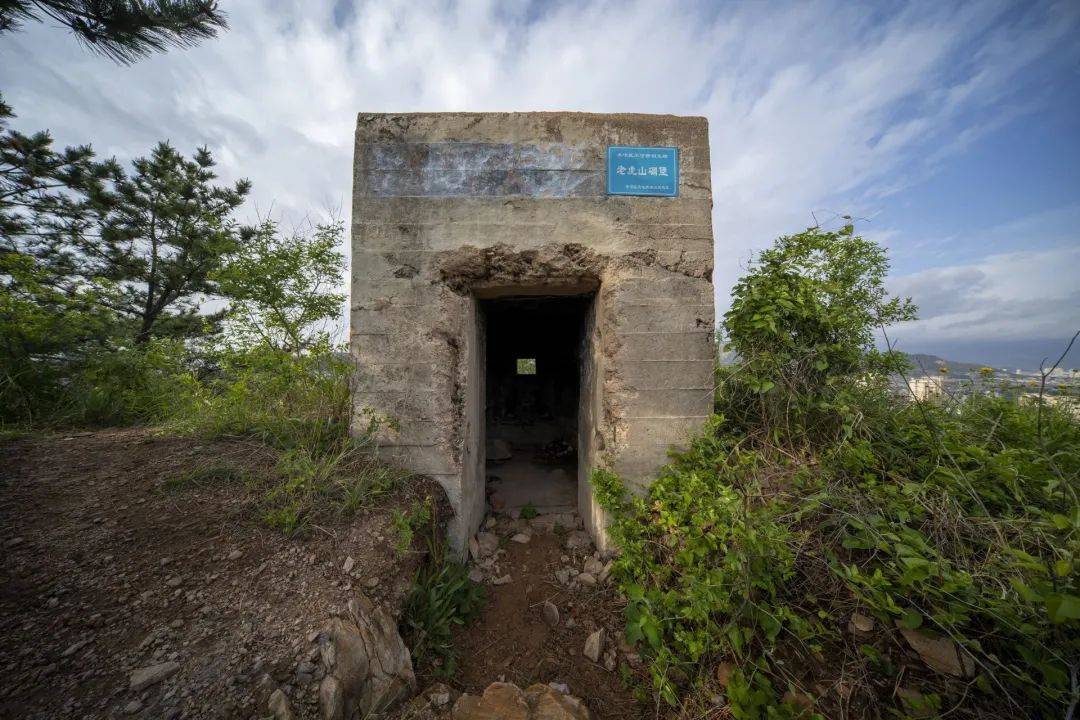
[1,0,1077,367]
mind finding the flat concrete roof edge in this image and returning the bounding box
[355,111,709,130]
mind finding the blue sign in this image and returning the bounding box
[607,146,679,197]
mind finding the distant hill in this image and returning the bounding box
[896,339,1079,373]
[904,353,986,376]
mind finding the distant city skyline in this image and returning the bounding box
[2,1,1077,368]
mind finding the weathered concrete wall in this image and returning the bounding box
[351,112,715,550]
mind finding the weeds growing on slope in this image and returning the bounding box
[143,342,411,536]
[596,226,1079,719]
[402,511,486,677]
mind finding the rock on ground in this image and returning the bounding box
[848,612,874,635]
[129,661,180,691]
[319,594,416,719]
[896,624,976,677]
[267,688,296,720]
[583,630,605,663]
[476,532,500,557]
[452,682,592,720]
[542,601,560,628]
[564,531,592,551]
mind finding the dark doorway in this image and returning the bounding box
[481,294,592,514]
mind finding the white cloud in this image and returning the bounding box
[889,245,1080,343]
[2,0,1077,341]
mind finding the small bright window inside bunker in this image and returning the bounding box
[481,294,592,514]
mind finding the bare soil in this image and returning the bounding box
[440,521,650,720]
[0,429,431,720]
[0,429,649,720]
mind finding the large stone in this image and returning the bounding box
[318,594,416,719]
[452,682,529,720]
[129,661,180,691]
[524,684,591,720]
[896,624,976,677]
[452,682,591,720]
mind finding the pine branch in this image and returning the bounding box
[0,0,227,63]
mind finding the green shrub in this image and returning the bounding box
[596,227,1079,718]
[1,338,193,429]
[595,430,824,716]
[166,342,353,450]
[600,393,1078,717]
[817,393,1080,713]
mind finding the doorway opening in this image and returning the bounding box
[480,293,593,515]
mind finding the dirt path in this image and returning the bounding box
[444,515,650,720]
[0,429,427,720]
[1,430,649,719]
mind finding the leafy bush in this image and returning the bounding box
[64,340,195,426]
[1,337,194,429]
[595,432,825,718]
[819,393,1079,712]
[720,225,914,445]
[596,226,1079,718]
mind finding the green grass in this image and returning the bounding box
[401,515,486,677]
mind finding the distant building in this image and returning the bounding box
[909,376,945,401]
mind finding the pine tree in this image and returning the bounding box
[0,0,226,63]
[1,96,124,416]
[89,142,251,342]
[1,95,119,249]
[1,94,122,349]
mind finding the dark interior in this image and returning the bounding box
[481,294,591,512]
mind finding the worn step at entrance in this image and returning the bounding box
[487,463,576,515]
[349,112,715,554]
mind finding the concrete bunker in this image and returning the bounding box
[350,112,716,553]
